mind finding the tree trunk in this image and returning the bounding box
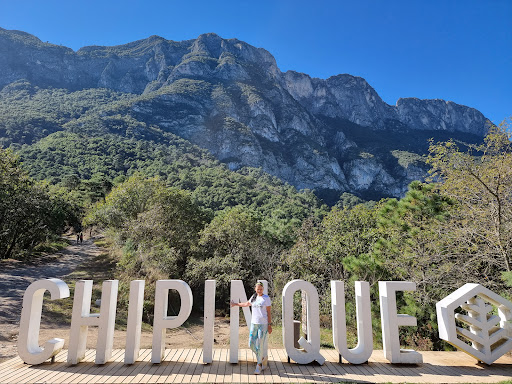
[3,233,19,260]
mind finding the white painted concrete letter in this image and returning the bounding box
[68,280,119,365]
[151,280,193,363]
[331,281,373,364]
[229,280,250,363]
[203,280,216,364]
[282,280,325,364]
[125,280,145,364]
[18,279,70,365]
[379,281,422,364]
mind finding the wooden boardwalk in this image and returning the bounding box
[0,349,511,383]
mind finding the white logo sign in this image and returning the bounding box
[436,283,512,365]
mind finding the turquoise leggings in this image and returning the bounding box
[249,323,269,364]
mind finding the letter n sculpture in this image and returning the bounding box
[436,283,512,365]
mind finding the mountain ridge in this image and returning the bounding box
[0,27,491,201]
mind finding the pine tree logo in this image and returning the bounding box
[436,283,512,365]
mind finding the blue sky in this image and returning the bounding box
[1,0,510,124]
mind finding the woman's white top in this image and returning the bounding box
[251,294,271,324]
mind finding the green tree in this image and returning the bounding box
[427,120,512,285]
[0,148,75,260]
[187,206,281,305]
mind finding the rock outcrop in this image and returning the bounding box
[0,27,491,200]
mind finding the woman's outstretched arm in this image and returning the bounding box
[230,300,251,308]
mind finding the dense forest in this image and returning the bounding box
[2,117,511,349]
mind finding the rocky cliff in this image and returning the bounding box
[0,28,491,201]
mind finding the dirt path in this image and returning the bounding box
[0,236,103,360]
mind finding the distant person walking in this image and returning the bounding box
[230,282,272,375]
[79,233,83,244]
[76,233,80,244]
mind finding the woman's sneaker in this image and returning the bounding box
[254,364,262,375]
[262,356,268,370]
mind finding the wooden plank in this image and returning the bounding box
[0,358,44,383]
[366,360,403,383]
[195,348,213,384]
[70,349,123,384]
[240,348,249,383]
[166,347,192,384]
[264,350,279,383]
[186,349,204,383]
[278,348,299,383]
[230,348,241,384]
[178,348,199,384]
[103,349,152,384]
[144,348,175,383]
[128,349,164,384]
[279,349,306,383]
[222,348,234,384]
[5,360,55,384]
[1,349,512,383]
[314,351,339,383]
[214,348,226,384]
[369,351,410,381]
[9,350,68,384]
[200,348,214,383]
[163,348,190,384]
[271,348,291,384]
[181,347,201,384]
[323,350,359,383]
[421,354,466,383]
[310,352,339,383]
[3,349,88,384]
[48,349,98,384]
[148,348,182,384]
[299,360,322,383]
[0,355,24,371]
[322,349,367,383]
[70,353,115,384]
[88,350,131,384]
[74,349,125,384]
[207,348,222,383]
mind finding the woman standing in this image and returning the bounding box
[231,282,272,374]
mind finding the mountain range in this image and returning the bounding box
[0,27,491,202]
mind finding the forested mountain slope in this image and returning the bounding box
[0,27,490,202]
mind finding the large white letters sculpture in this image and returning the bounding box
[124,280,145,364]
[23,277,503,369]
[18,279,70,365]
[68,280,119,365]
[151,280,193,363]
[282,280,325,364]
[436,283,512,365]
[331,281,373,364]
[379,281,422,364]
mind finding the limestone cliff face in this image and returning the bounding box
[395,98,490,136]
[0,27,491,200]
[282,71,397,128]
